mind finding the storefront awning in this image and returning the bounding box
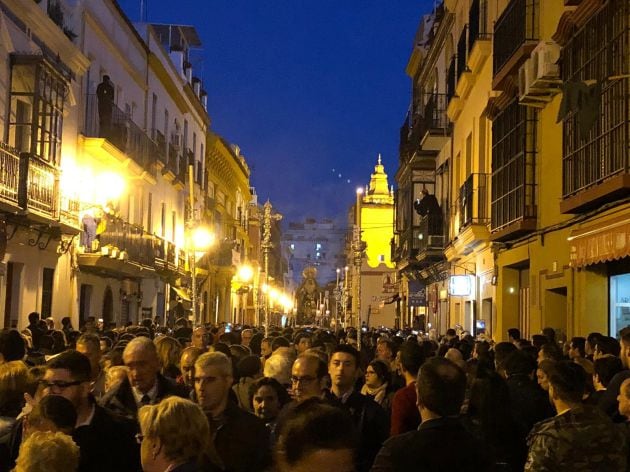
[568,215,630,268]
[171,285,191,302]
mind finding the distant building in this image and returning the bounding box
[282,218,346,294]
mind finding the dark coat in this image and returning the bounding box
[208,401,271,472]
[99,372,190,419]
[72,404,140,472]
[505,373,554,438]
[370,416,491,472]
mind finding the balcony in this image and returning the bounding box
[162,145,179,181]
[0,143,21,212]
[560,0,630,213]
[416,214,445,264]
[153,129,167,166]
[83,95,157,181]
[467,0,492,73]
[155,238,177,273]
[77,215,157,278]
[454,173,491,254]
[419,94,450,151]
[446,56,463,120]
[493,0,540,91]
[491,100,537,241]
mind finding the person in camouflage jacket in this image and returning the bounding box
[525,361,627,471]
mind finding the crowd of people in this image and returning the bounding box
[1,312,629,471]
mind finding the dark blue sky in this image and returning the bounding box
[118,0,434,223]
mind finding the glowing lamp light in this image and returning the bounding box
[449,275,474,296]
[237,264,254,283]
[191,227,214,250]
[100,172,126,202]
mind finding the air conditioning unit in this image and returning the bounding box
[518,54,558,108]
[531,41,561,85]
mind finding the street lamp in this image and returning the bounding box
[189,226,214,325]
[235,263,254,324]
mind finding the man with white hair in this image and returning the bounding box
[100,336,189,419]
[194,351,271,471]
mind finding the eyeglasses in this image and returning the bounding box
[291,375,317,385]
[135,433,144,444]
[39,380,82,390]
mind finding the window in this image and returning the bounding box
[379,255,385,263]
[9,56,68,164]
[41,268,55,318]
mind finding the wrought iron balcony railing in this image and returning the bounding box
[422,93,449,133]
[493,0,539,79]
[153,129,167,164]
[459,173,491,228]
[19,153,59,218]
[0,143,20,207]
[457,25,469,81]
[417,214,445,254]
[468,0,491,53]
[447,56,457,103]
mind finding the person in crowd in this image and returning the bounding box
[599,327,630,418]
[0,361,29,469]
[23,394,77,437]
[494,341,518,378]
[503,350,554,439]
[507,328,521,345]
[594,335,621,360]
[104,365,129,393]
[13,430,79,472]
[26,312,44,351]
[589,356,623,405]
[61,317,74,339]
[618,378,630,420]
[154,336,183,380]
[291,354,328,403]
[569,336,587,361]
[261,337,273,362]
[294,332,312,354]
[100,336,189,419]
[585,332,603,360]
[43,350,140,471]
[233,355,262,412]
[536,359,555,392]
[375,338,396,368]
[194,351,271,471]
[525,361,627,470]
[328,344,389,472]
[537,342,563,364]
[137,396,221,472]
[0,329,26,364]
[371,357,490,471]
[275,398,359,472]
[178,346,204,389]
[191,326,209,350]
[361,359,394,412]
[249,376,291,437]
[264,349,294,388]
[76,333,106,400]
[240,329,253,348]
[390,341,424,435]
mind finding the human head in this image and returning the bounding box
[76,333,101,380]
[398,340,425,377]
[14,430,79,472]
[507,328,521,343]
[28,312,40,325]
[376,339,395,363]
[568,337,586,359]
[542,327,556,344]
[264,351,294,386]
[0,360,29,417]
[154,336,182,375]
[593,336,621,360]
[365,359,390,389]
[275,398,358,472]
[240,329,254,347]
[123,336,160,393]
[593,356,623,389]
[416,357,466,418]
[291,354,327,403]
[138,396,210,471]
[105,365,129,392]
[191,326,209,349]
[547,361,587,407]
[237,355,262,380]
[329,345,360,393]
[536,359,555,392]
[0,329,26,363]
[25,394,77,436]
[537,342,563,364]
[44,350,92,410]
[295,333,313,354]
[586,332,603,357]
[618,378,630,419]
[494,342,518,376]
[503,349,538,378]
[272,336,291,352]
[261,337,273,358]
[179,346,204,388]
[61,317,72,329]
[194,352,233,415]
[249,376,290,422]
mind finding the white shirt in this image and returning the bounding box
[132,381,158,407]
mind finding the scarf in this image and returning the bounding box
[361,382,388,406]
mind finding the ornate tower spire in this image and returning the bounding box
[364,154,394,204]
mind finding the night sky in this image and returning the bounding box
[117,0,435,223]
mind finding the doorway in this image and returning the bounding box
[102,286,113,326]
[79,284,92,328]
[3,262,22,328]
[544,287,568,339]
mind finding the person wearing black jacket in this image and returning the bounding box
[371,357,490,471]
[100,336,189,419]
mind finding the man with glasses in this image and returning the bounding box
[291,353,328,403]
[194,351,271,472]
[43,350,139,471]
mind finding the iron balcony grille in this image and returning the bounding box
[447,56,457,103]
[459,173,490,228]
[491,100,537,232]
[422,93,449,132]
[0,143,20,207]
[469,0,491,53]
[417,214,444,254]
[561,0,630,198]
[493,0,539,78]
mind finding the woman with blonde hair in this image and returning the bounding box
[13,430,79,472]
[137,396,221,471]
[154,336,182,380]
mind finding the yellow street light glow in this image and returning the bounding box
[191,226,215,250]
[238,264,254,283]
[356,187,364,195]
[100,171,126,202]
[269,288,280,300]
[261,283,269,293]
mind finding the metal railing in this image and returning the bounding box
[422,93,449,133]
[20,154,58,217]
[493,0,539,77]
[459,173,490,228]
[457,25,469,80]
[417,214,444,254]
[561,0,630,198]
[0,143,20,206]
[153,129,167,164]
[468,0,491,53]
[80,215,156,267]
[447,56,457,102]
[84,95,156,178]
[491,100,537,232]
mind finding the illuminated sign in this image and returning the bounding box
[449,275,473,296]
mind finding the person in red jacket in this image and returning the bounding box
[390,340,424,436]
